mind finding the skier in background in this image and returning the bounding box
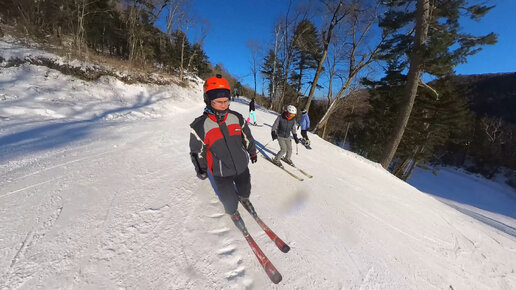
[189,74,258,234]
[271,105,299,167]
[247,97,257,125]
[299,109,311,147]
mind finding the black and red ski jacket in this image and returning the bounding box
[189,108,257,177]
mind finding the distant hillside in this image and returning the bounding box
[452,72,516,123]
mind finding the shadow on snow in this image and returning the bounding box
[0,93,160,163]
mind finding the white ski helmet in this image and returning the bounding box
[286,105,297,115]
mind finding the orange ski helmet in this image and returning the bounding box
[204,74,230,93]
[203,74,231,106]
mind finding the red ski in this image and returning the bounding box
[244,234,282,284]
[240,199,291,253]
[231,211,283,284]
[253,216,290,253]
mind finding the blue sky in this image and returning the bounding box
[180,0,515,96]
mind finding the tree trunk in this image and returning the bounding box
[76,0,87,55]
[254,72,257,98]
[394,158,409,179]
[304,1,343,113]
[179,30,188,80]
[297,65,303,103]
[380,0,430,169]
[269,23,282,109]
[322,122,328,139]
[253,55,257,98]
[186,50,197,74]
[315,75,354,132]
[262,77,265,96]
[276,9,293,112]
[342,105,355,145]
[278,43,293,111]
[315,97,339,132]
[403,160,418,181]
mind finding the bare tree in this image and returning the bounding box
[271,21,283,106]
[163,0,189,76]
[323,37,339,106]
[247,39,261,98]
[313,1,385,137]
[481,116,504,144]
[74,0,100,55]
[171,8,193,80]
[124,0,169,63]
[303,0,349,113]
[165,0,185,35]
[276,0,310,111]
[186,19,209,76]
[319,17,350,135]
[263,19,285,109]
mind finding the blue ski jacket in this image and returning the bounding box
[299,112,310,130]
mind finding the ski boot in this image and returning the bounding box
[272,158,283,167]
[230,211,249,235]
[239,197,258,217]
[281,157,294,166]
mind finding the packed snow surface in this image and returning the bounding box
[1,39,516,289]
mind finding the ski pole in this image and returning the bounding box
[296,142,298,155]
[263,139,273,149]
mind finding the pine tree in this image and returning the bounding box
[189,43,210,77]
[355,66,474,180]
[378,0,497,169]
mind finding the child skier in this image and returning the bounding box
[189,74,258,234]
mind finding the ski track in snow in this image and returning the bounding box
[0,104,513,289]
[0,104,264,289]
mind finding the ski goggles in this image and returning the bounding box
[286,113,296,119]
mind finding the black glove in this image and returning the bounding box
[250,153,258,164]
[197,169,207,180]
[293,134,299,144]
[271,131,278,140]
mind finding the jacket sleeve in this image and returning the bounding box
[291,121,298,136]
[301,115,310,129]
[272,115,280,133]
[189,124,207,174]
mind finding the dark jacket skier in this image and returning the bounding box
[247,98,257,125]
[249,98,255,112]
[271,105,299,166]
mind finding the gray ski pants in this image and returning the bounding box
[274,137,292,161]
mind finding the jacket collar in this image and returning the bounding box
[205,107,228,124]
